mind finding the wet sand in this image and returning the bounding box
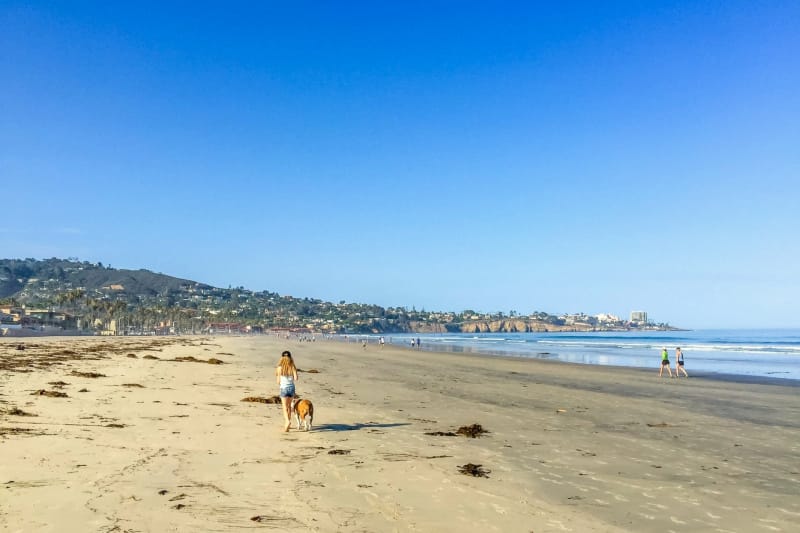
[2,335,799,532]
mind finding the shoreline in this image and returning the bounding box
[384,338,800,387]
[7,331,800,388]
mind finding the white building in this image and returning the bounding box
[630,311,648,324]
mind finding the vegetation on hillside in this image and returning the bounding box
[0,258,671,334]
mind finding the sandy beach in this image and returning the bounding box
[2,335,799,532]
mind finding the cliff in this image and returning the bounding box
[451,320,589,333]
[397,320,625,334]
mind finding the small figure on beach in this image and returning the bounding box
[416,338,421,350]
[411,338,416,348]
[275,350,299,432]
[379,336,385,349]
[362,339,367,350]
[675,347,688,377]
[659,347,673,378]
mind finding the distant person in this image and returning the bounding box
[362,339,367,350]
[675,347,688,377]
[659,347,673,378]
[416,337,421,350]
[410,338,416,348]
[275,350,299,432]
[379,336,385,349]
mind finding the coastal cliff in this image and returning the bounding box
[452,320,591,333]
[408,320,647,333]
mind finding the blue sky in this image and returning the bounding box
[1,1,798,329]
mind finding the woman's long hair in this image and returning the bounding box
[277,350,296,376]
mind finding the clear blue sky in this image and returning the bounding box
[2,1,798,329]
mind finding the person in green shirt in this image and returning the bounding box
[659,347,673,378]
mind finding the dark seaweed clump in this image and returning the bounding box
[30,390,68,397]
[328,449,351,455]
[458,463,490,477]
[456,424,489,438]
[241,396,281,404]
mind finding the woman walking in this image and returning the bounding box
[659,347,673,378]
[675,347,689,377]
[275,350,299,431]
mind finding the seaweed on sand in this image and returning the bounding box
[30,390,68,397]
[2,407,37,416]
[328,449,351,455]
[426,423,489,438]
[70,371,106,378]
[456,424,489,438]
[458,463,490,478]
[241,396,282,404]
[173,356,224,364]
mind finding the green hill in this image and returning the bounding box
[0,258,208,300]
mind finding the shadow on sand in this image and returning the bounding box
[312,422,411,432]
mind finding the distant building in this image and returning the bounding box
[630,311,648,324]
[0,306,23,323]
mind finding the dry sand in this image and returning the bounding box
[1,335,799,532]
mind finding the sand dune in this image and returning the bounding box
[2,335,799,532]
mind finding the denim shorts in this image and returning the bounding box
[279,384,295,398]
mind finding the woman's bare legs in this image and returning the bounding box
[281,396,292,431]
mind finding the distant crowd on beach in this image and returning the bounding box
[334,335,423,351]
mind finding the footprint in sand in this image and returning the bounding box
[546,519,573,531]
[491,503,507,515]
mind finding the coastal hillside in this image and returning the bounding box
[1,258,671,334]
[0,258,207,300]
[0,258,430,333]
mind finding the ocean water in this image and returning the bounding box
[370,329,800,381]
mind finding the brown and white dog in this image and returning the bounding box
[291,398,314,431]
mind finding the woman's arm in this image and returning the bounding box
[275,367,281,385]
